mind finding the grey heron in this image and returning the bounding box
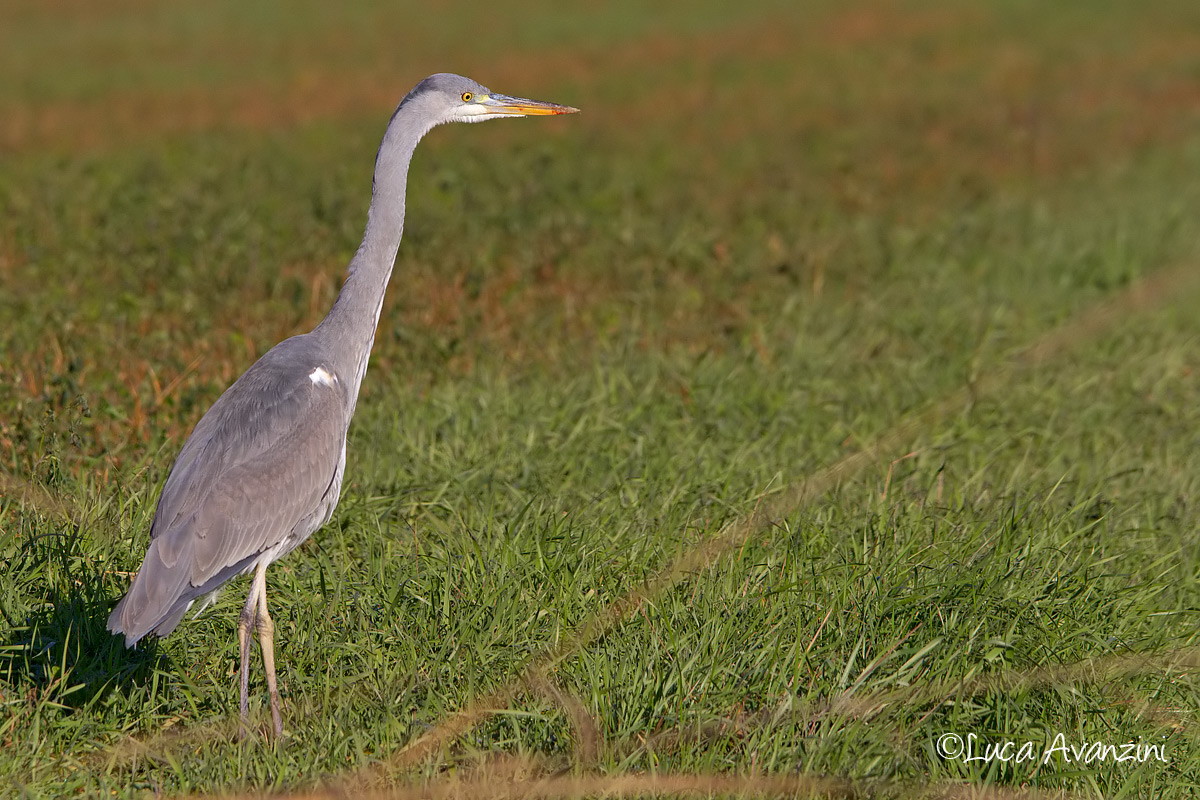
[107,73,578,738]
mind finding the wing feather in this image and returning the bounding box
[109,336,349,646]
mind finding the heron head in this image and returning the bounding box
[401,73,578,126]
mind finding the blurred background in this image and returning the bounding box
[4,0,1199,475]
[4,0,1199,476]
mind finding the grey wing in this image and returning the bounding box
[108,353,348,646]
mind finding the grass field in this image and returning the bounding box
[4,0,1200,797]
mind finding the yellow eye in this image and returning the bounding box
[461,92,473,103]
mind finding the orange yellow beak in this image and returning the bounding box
[479,92,579,117]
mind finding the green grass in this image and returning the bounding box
[4,0,1200,797]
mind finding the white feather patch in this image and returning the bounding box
[309,366,338,387]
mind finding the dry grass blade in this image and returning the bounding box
[834,647,1200,723]
[0,470,77,521]
[213,755,1086,800]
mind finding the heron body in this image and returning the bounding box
[107,74,577,738]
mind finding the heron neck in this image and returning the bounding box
[315,113,431,409]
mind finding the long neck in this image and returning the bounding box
[314,105,433,412]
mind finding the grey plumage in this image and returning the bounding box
[110,338,347,642]
[108,73,577,738]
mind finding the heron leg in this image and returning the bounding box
[255,582,285,739]
[237,572,263,739]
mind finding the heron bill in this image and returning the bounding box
[479,93,579,116]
